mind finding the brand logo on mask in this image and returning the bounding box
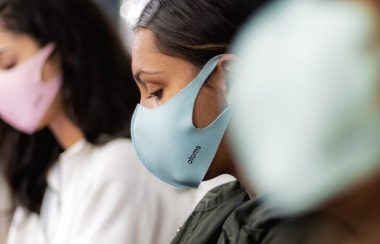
[188,146,202,164]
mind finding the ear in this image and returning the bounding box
[217,54,235,74]
[215,54,235,103]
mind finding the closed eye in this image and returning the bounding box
[4,63,15,70]
[147,89,163,99]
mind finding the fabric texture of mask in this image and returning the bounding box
[0,43,62,134]
[231,0,380,215]
[132,56,232,188]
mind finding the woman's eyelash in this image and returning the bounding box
[147,89,163,99]
[5,63,15,70]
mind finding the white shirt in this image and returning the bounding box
[0,178,11,244]
[6,138,198,244]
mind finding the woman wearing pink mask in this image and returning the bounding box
[0,0,196,243]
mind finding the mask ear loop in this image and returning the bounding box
[189,55,224,127]
[190,55,234,131]
[193,55,224,86]
[188,55,224,103]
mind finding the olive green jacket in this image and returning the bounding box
[172,181,352,244]
[171,181,274,244]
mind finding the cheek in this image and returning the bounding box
[193,85,225,128]
[37,94,62,128]
[140,98,160,109]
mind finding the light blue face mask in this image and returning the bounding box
[131,56,232,188]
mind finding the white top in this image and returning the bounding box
[6,138,198,244]
[0,178,11,244]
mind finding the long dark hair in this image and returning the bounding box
[136,0,269,67]
[0,0,139,213]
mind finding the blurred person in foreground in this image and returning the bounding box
[232,0,380,243]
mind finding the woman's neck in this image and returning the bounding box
[48,109,84,150]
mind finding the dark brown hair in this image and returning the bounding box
[136,0,269,67]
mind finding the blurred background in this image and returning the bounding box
[94,0,149,50]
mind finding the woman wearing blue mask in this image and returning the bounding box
[0,0,196,243]
[130,0,278,243]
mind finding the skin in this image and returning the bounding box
[132,28,237,180]
[0,27,83,149]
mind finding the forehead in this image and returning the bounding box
[132,28,160,69]
[132,29,159,57]
[132,28,196,74]
[0,27,39,52]
[0,27,17,44]
[132,28,178,70]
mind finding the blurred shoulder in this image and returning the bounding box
[87,138,144,181]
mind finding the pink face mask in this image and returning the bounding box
[0,43,62,134]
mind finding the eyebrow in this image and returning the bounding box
[133,70,163,83]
